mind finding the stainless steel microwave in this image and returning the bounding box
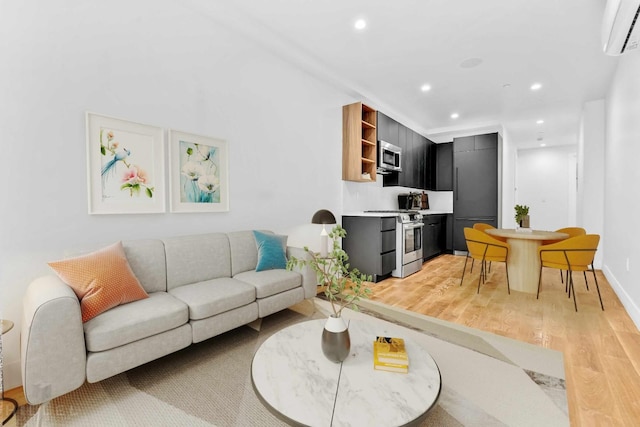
[377,140,402,173]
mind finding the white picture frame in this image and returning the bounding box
[86,112,166,214]
[168,129,229,213]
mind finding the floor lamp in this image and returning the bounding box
[311,209,336,258]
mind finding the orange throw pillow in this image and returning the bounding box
[48,241,149,322]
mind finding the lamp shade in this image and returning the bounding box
[311,209,336,225]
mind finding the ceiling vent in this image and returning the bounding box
[602,0,640,55]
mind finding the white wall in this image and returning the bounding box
[501,129,516,228]
[577,99,606,267]
[515,146,577,231]
[0,0,358,388]
[604,50,640,327]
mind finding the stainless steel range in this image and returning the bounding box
[364,210,424,278]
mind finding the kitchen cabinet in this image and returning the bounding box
[421,133,433,190]
[376,111,398,146]
[342,216,397,283]
[397,126,413,188]
[431,142,453,191]
[452,133,499,251]
[423,214,447,260]
[383,124,430,190]
[446,213,454,252]
[342,102,377,182]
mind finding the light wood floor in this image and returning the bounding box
[369,254,640,426]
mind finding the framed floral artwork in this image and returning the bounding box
[168,130,229,213]
[86,112,166,214]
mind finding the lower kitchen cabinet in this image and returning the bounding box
[423,215,447,260]
[446,214,453,252]
[342,216,396,283]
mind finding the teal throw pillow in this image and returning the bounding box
[253,231,287,272]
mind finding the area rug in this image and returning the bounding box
[14,298,568,426]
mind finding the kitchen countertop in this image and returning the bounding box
[342,210,452,217]
[417,209,452,215]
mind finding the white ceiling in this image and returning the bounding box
[191,0,620,148]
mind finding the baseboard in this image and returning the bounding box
[603,264,640,330]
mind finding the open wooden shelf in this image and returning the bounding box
[342,102,377,182]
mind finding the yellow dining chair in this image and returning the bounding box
[543,227,587,287]
[537,234,603,312]
[460,227,510,294]
[470,223,506,273]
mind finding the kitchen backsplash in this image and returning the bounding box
[342,180,453,212]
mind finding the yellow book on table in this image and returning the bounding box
[374,336,409,365]
[373,358,409,373]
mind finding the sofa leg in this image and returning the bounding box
[247,318,263,332]
[288,299,316,317]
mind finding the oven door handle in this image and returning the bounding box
[404,222,424,229]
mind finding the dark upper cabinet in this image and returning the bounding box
[398,127,413,188]
[416,132,428,190]
[398,123,407,147]
[434,142,453,191]
[377,111,398,145]
[379,112,434,190]
[474,133,498,150]
[453,136,475,152]
[421,135,433,190]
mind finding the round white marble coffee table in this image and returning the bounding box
[251,319,441,427]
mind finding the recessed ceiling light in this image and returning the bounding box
[540,143,547,147]
[354,19,366,30]
[421,84,431,92]
[530,83,542,91]
[536,119,544,124]
[450,113,459,119]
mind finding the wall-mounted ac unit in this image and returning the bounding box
[602,0,640,55]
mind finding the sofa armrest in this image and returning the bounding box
[287,246,318,299]
[21,275,87,404]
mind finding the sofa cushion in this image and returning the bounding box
[234,269,301,299]
[84,292,189,352]
[228,230,261,276]
[169,277,256,320]
[253,230,287,271]
[163,233,231,290]
[48,241,149,322]
[122,239,167,293]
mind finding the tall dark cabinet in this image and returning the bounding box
[452,133,500,252]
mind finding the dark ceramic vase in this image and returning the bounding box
[321,315,350,363]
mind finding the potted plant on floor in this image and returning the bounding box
[287,224,372,362]
[514,204,530,228]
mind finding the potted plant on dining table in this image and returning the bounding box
[287,224,372,362]
[514,204,530,228]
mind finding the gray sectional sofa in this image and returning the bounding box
[21,230,316,405]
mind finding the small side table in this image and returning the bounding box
[1,319,18,426]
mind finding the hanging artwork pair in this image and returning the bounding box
[86,112,229,214]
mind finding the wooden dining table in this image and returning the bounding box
[484,228,569,294]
